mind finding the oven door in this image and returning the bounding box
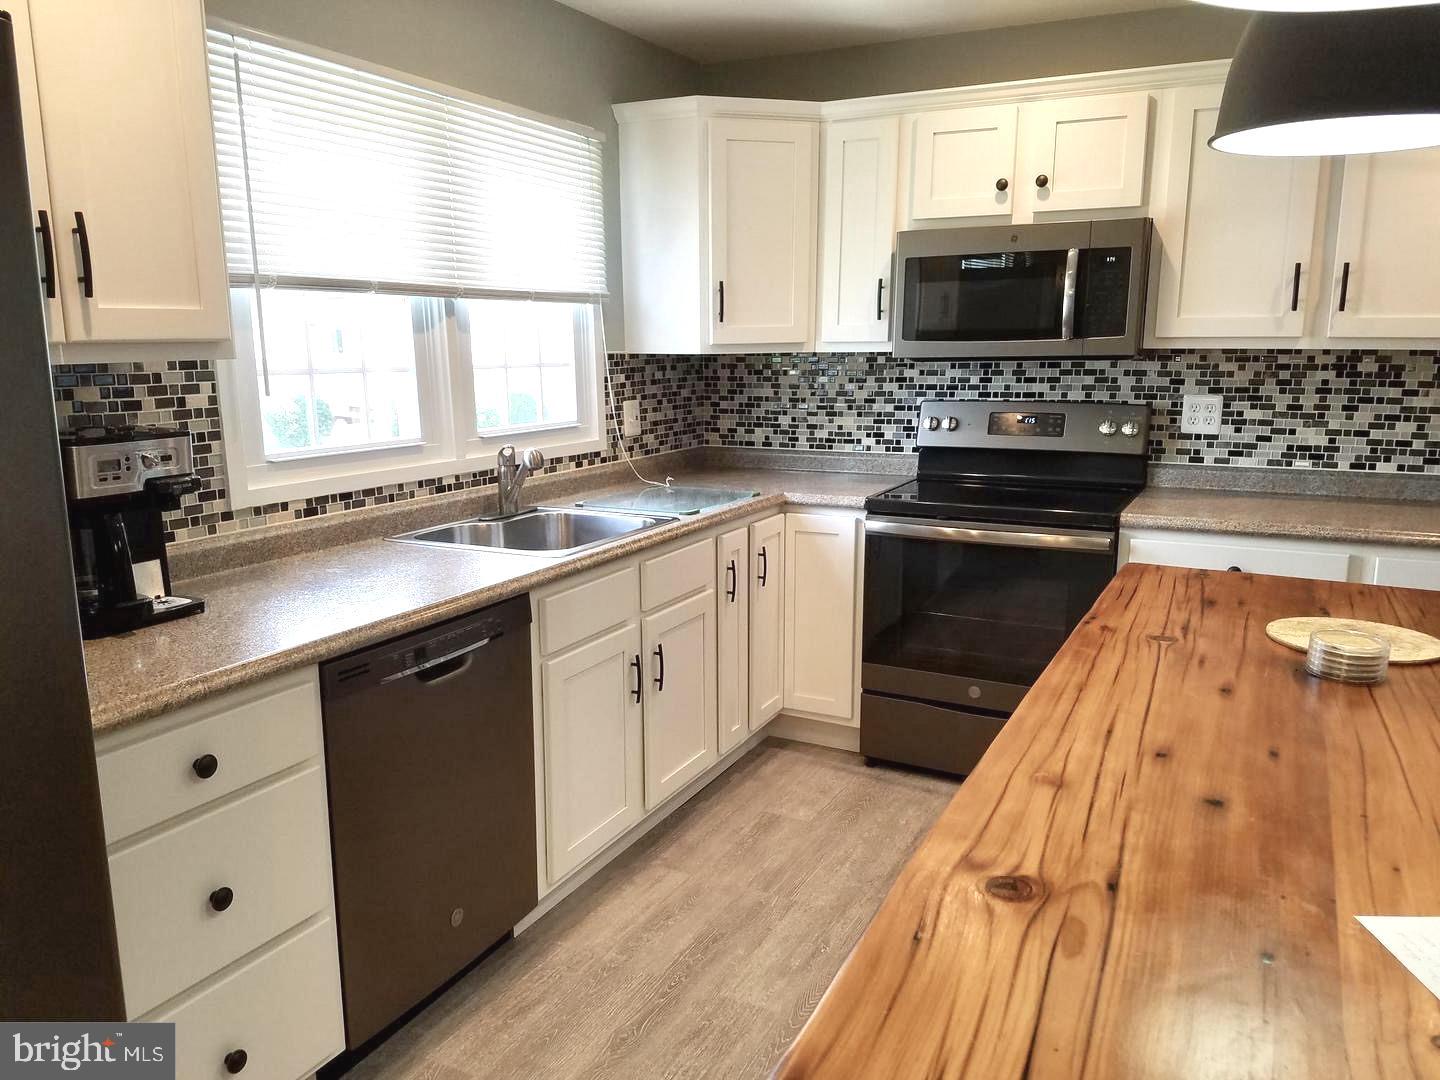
[861,516,1117,715]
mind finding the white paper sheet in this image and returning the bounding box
[1357,916,1440,1000]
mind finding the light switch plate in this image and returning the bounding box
[622,399,641,438]
[1181,394,1223,435]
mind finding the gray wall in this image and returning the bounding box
[700,7,1250,100]
[207,0,701,348]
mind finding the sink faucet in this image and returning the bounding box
[496,445,545,517]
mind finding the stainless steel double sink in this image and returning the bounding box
[389,506,675,558]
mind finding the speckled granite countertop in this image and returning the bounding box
[1121,488,1440,547]
[84,467,896,735]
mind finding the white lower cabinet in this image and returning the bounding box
[94,667,343,1078]
[642,590,719,808]
[716,526,751,754]
[1121,529,1440,592]
[749,514,786,728]
[540,622,645,883]
[153,915,344,1080]
[783,513,859,720]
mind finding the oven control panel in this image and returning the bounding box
[916,400,1150,455]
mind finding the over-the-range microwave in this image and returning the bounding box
[891,218,1151,358]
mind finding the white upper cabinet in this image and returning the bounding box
[1151,85,1321,339]
[708,117,817,346]
[25,0,229,343]
[818,117,899,347]
[7,1,66,343]
[1329,148,1440,338]
[911,105,1017,220]
[1016,91,1151,216]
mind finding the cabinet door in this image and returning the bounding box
[749,513,786,729]
[1018,92,1150,215]
[783,513,858,720]
[6,1,66,343]
[28,0,229,342]
[642,590,718,809]
[1371,555,1440,592]
[716,527,751,755]
[819,117,899,345]
[541,622,644,883]
[911,105,1017,220]
[1152,85,1320,339]
[1330,148,1440,338]
[708,117,816,346]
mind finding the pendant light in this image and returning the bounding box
[1196,0,1432,10]
[1210,6,1440,156]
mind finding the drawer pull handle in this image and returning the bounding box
[192,753,219,779]
[209,886,235,913]
[1227,566,1243,573]
[224,1049,248,1074]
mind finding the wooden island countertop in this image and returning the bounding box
[778,564,1440,1079]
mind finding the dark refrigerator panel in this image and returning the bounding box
[0,12,125,1020]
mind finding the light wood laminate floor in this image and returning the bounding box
[347,738,957,1080]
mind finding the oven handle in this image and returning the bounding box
[864,516,1113,554]
[1060,247,1080,341]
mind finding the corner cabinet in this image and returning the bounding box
[818,116,899,348]
[615,99,819,354]
[783,512,859,721]
[1150,84,1322,340]
[17,0,230,344]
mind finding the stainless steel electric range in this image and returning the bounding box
[861,399,1150,776]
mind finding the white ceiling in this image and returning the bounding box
[555,0,1181,64]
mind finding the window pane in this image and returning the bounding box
[465,299,583,437]
[246,288,423,457]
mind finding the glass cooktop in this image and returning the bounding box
[865,478,1139,531]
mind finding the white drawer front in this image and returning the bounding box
[641,537,715,611]
[539,565,640,655]
[151,915,343,1080]
[97,670,322,844]
[1126,537,1351,582]
[109,765,334,1017]
[1372,555,1440,591]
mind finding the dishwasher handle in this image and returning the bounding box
[381,634,497,686]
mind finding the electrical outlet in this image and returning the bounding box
[622,399,641,439]
[1181,394,1223,435]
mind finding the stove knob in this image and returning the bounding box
[1120,419,1141,438]
[924,416,941,431]
[944,416,960,432]
[1098,419,1118,437]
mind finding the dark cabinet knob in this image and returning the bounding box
[1035,174,1050,189]
[995,177,1009,192]
[224,1049,248,1074]
[1227,566,1243,573]
[209,886,234,912]
[192,753,219,779]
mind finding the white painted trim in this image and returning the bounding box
[768,713,861,752]
[613,95,824,123]
[820,59,1234,120]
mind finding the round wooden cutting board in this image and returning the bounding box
[1266,617,1440,664]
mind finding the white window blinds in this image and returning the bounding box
[206,29,607,302]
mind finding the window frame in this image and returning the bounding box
[208,23,609,510]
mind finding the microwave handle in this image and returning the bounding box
[1060,247,1080,341]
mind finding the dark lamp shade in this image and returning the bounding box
[1210,7,1440,156]
[1195,0,1434,11]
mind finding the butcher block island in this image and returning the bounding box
[778,564,1440,1079]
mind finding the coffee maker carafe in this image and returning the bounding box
[60,426,205,639]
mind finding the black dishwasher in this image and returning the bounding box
[320,594,536,1050]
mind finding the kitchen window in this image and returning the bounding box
[207,27,607,508]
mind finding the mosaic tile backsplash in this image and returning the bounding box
[52,350,1437,543]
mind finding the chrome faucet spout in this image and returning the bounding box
[496,445,545,517]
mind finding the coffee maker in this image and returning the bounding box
[60,425,205,638]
